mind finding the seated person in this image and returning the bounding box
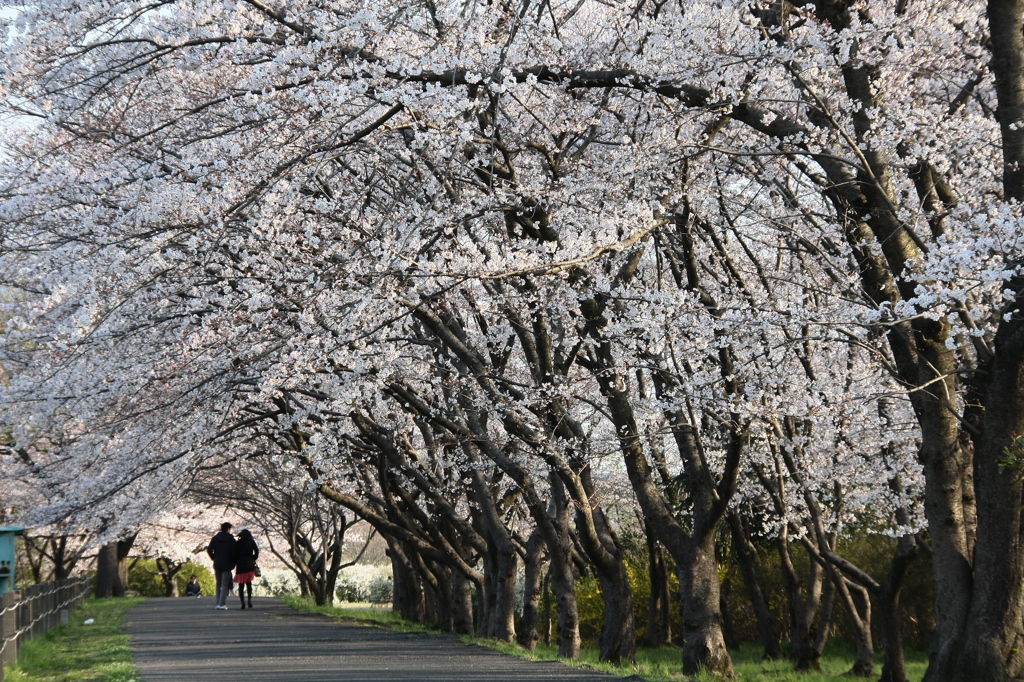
[185,575,202,597]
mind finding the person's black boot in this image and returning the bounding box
[248,597,253,609]
[239,597,246,610]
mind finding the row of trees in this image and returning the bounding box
[2,0,1024,679]
[1,461,374,603]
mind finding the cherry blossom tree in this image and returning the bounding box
[2,0,1024,679]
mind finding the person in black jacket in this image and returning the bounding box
[185,575,202,597]
[206,522,237,610]
[233,529,260,610]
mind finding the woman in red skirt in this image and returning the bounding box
[233,529,260,609]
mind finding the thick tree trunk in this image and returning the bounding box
[919,4,1024,679]
[550,555,581,659]
[95,534,135,599]
[931,290,1024,680]
[677,533,732,677]
[518,529,545,651]
[878,595,909,682]
[51,537,80,581]
[389,540,426,622]
[436,566,455,632]
[452,569,476,635]
[159,560,182,598]
[594,556,637,662]
[323,534,344,607]
[548,475,581,659]
[916,407,974,676]
[95,542,120,598]
[489,543,518,642]
[465,452,517,642]
[416,557,453,632]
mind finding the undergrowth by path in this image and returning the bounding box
[283,597,929,682]
[3,597,143,682]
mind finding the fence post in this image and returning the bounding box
[16,588,28,653]
[0,576,98,681]
[28,585,38,640]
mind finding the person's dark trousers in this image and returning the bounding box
[215,570,233,607]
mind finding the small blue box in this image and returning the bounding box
[0,526,24,595]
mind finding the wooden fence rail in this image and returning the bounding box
[0,576,92,681]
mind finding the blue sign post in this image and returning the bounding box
[0,526,23,595]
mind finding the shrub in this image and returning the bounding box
[335,564,393,603]
[254,568,300,597]
[128,559,215,597]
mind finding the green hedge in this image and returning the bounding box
[128,559,215,597]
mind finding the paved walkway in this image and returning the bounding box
[126,597,625,681]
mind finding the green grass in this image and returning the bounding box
[282,598,928,681]
[701,643,928,682]
[281,595,439,633]
[3,597,144,682]
[469,639,928,682]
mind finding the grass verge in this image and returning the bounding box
[463,638,928,682]
[281,595,438,634]
[3,597,144,682]
[282,598,928,681]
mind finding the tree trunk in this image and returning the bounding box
[728,511,782,659]
[433,563,455,632]
[159,559,182,598]
[811,572,835,661]
[931,288,1024,679]
[878,541,916,682]
[489,544,517,642]
[116,535,135,595]
[645,530,672,646]
[411,554,449,631]
[452,569,476,635]
[389,540,426,622]
[518,529,545,651]
[541,568,552,647]
[595,359,737,677]
[778,532,824,671]
[677,533,732,677]
[572,489,635,662]
[478,536,497,637]
[461,433,517,643]
[95,542,120,598]
[720,576,738,650]
[549,475,581,659]
[833,574,873,677]
[594,555,637,662]
[567,470,636,662]
[95,535,135,598]
[323,532,344,607]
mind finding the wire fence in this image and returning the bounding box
[0,576,92,681]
